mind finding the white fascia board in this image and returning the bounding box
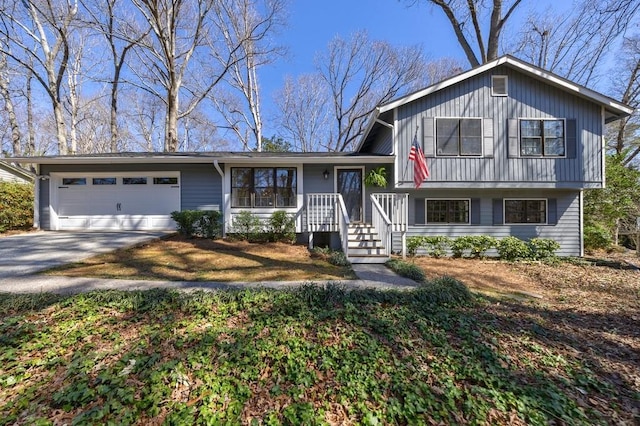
[11,155,394,165]
[354,108,381,152]
[378,55,633,117]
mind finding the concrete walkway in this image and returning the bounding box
[0,264,420,295]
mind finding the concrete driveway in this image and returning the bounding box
[0,231,171,278]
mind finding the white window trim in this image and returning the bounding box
[435,117,484,157]
[518,118,567,158]
[228,166,300,210]
[425,198,471,225]
[491,75,508,96]
[503,198,548,225]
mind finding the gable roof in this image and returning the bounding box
[0,161,34,182]
[378,55,633,121]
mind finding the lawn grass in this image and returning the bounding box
[1,282,635,425]
[45,235,356,282]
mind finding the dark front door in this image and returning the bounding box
[337,168,363,222]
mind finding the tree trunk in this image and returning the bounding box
[26,72,35,156]
[111,81,119,152]
[53,97,68,155]
[0,54,22,156]
[165,86,179,152]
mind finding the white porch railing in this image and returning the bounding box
[371,195,392,258]
[306,193,350,254]
[372,193,409,258]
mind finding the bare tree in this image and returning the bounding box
[317,31,428,151]
[0,51,22,155]
[211,0,285,152]
[273,73,330,152]
[516,0,640,86]
[607,36,640,165]
[80,0,148,153]
[406,0,523,67]
[0,0,79,154]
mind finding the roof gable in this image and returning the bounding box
[378,55,633,121]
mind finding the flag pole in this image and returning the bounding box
[401,126,420,183]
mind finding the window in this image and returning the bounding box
[436,118,482,156]
[504,199,547,224]
[92,177,116,185]
[231,167,297,208]
[123,177,147,185]
[153,177,178,185]
[520,119,565,157]
[491,75,508,96]
[426,199,470,224]
[62,178,86,185]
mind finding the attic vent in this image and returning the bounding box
[492,75,508,96]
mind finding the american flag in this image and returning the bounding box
[408,134,429,188]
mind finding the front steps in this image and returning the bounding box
[347,223,389,264]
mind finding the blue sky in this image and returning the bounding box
[258,0,572,138]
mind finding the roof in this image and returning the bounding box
[0,160,34,182]
[356,55,634,153]
[7,151,393,165]
[379,55,633,120]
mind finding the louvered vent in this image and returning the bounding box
[492,75,508,96]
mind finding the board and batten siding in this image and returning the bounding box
[396,65,603,189]
[392,189,581,257]
[38,163,222,229]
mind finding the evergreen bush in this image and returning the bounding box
[0,182,34,232]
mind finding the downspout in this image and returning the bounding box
[213,160,226,237]
[33,164,40,229]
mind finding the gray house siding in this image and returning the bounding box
[369,127,393,155]
[396,65,603,188]
[38,163,222,229]
[392,188,581,256]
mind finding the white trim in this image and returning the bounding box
[503,198,548,225]
[334,166,365,223]
[33,172,40,229]
[434,117,484,157]
[579,190,584,257]
[11,155,393,165]
[601,106,606,189]
[491,75,508,96]
[518,118,567,158]
[379,55,633,117]
[393,108,398,184]
[425,198,471,225]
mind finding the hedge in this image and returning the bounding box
[0,182,34,232]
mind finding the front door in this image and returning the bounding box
[336,168,363,222]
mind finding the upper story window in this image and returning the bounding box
[426,199,470,224]
[504,199,547,224]
[436,118,482,156]
[491,75,508,96]
[520,119,565,157]
[231,167,297,208]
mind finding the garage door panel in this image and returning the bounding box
[55,173,180,231]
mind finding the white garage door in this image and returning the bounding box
[53,173,180,231]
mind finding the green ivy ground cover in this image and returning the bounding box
[0,285,632,425]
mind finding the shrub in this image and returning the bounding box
[268,211,296,243]
[386,259,426,283]
[497,236,531,261]
[231,210,263,242]
[583,224,612,252]
[450,235,497,258]
[170,210,221,238]
[406,236,424,257]
[415,276,473,306]
[0,182,34,232]
[528,238,560,260]
[406,236,450,257]
[328,250,350,267]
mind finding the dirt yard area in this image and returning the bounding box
[412,253,640,418]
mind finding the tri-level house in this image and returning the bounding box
[13,56,633,263]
